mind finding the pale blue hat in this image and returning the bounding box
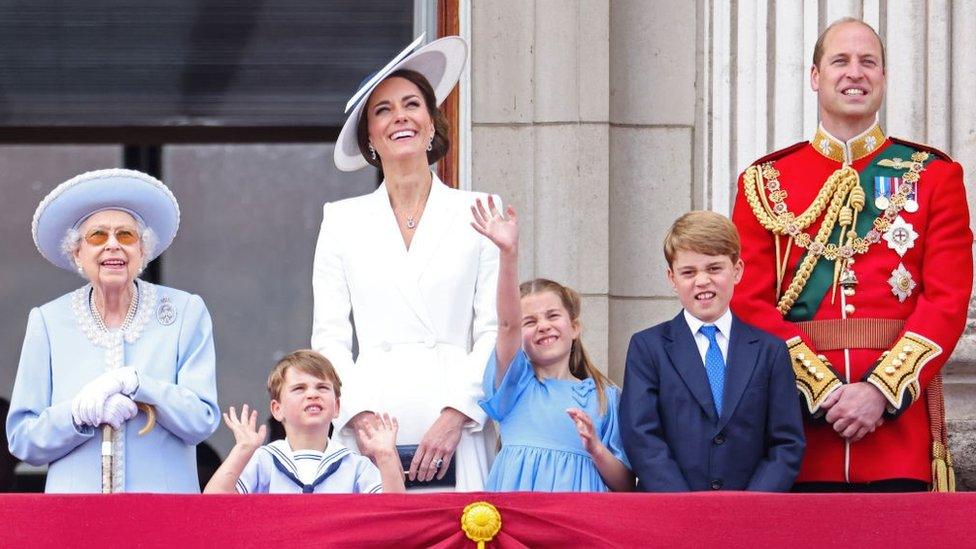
[334,34,468,172]
[32,168,181,271]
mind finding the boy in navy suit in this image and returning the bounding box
[620,211,804,491]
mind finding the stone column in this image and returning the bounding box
[607,0,698,381]
[470,0,612,372]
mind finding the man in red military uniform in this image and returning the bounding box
[731,17,972,491]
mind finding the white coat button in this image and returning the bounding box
[381,341,392,352]
[424,336,436,348]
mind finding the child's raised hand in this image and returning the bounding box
[470,196,518,253]
[567,407,605,457]
[223,404,267,451]
[356,412,399,459]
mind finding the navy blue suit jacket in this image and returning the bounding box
[619,311,804,492]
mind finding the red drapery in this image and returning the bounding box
[1,492,973,547]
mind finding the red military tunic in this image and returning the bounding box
[731,123,972,484]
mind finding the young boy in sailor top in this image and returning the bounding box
[204,349,405,493]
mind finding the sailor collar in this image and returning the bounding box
[811,121,886,164]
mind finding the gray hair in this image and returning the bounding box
[60,223,158,278]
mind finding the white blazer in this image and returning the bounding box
[311,173,499,490]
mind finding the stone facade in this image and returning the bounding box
[468,0,976,487]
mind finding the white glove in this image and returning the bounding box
[101,393,139,430]
[71,367,140,428]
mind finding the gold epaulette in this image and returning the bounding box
[865,332,942,413]
[786,337,843,414]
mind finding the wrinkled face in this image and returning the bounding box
[365,76,435,165]
[520,291,580,370]
[811,22,886,133]
[667,250,743,324]
[270,367,339,431]
[74,210,144,289]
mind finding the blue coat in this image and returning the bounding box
[6,282,220,493]
[619,311,804,492]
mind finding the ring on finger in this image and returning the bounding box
[433,458,444,470]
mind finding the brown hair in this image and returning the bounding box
[356,69,451,169]
[663,210,741,266]
[812,17,886,71]
[518,278,614,415]
[267,349,342,401]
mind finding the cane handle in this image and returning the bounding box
[137,402,156,436]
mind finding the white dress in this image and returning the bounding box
[311,173,499,491]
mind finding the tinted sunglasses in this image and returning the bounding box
[84,228,140,246]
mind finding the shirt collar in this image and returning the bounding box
[273,437,340,456]
[683,308,733,339]
[811,120,886,164]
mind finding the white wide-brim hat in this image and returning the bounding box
[32,168,181,271]
[333,33,468,172]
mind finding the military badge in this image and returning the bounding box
[888,263,916,302]
[156,296,177,326]
[883,215,919,257]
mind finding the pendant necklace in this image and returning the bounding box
[398,184,431,231]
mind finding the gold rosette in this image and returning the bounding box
[461,501,501,548]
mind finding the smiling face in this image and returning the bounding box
[270,367,340,433]
[364,76,435,167]
[73,209,144,290]
[520,290,581,373]
[667,249,744,324]
[811,21,886,136]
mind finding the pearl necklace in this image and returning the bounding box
[89,284,140,333]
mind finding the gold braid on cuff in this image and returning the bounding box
[866,332,942,414]
[786,337,843,415]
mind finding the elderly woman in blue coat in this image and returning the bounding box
[6,169,220,493]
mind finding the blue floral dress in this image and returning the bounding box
[479,349,630,491]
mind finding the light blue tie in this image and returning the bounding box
[699,325,726,416]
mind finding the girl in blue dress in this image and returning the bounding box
[471,197,633,492]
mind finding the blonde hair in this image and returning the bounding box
[519,278,614,414]
[267,349,342,401]
[663,211,741,267]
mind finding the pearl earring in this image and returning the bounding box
[426,134,434,152]
[76,263,84,276]
[368,143,377,160]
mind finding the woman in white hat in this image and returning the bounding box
[314,35,499,490]
[6,169,220,493]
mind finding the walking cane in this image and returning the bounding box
[101,403,157,493]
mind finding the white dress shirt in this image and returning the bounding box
[683,308,733,365]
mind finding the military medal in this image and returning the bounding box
[904,180,919,213]
[874,176,898,210]
[888,263,916,302]
[883,215,919,257]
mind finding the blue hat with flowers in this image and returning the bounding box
[32,168,181,271]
